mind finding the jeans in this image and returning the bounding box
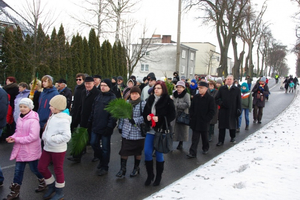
[90,132,111,171]
[0,165,4,183]
[14,160,43,185]
[144,133,164,162]
[238,108,249,128]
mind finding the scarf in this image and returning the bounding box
[129,97,141,107]
[189,79,198,90]
[173,89,187,98]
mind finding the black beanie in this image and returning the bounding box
[101,79,112,88]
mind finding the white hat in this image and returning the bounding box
[19,98,34,110]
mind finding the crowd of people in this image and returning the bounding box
[0,71,285,200]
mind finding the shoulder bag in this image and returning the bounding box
[154,116,173,154]
[176,111,190,126]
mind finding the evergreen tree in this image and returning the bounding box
[101,40,109,77]
[112,42,119,77]
[24,34,33,82]
[49,28,60,80]
[70,35,79,77]
[83,37,91,75]
[65,41,75,90]
[75,34,84,73]
[2,27,16,80]
[96,37,102,76]
[88,29,98,75]
[36,23,50,77]
[58,24,67,80]
[118,41,127,79]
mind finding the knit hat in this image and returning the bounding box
[49,95,67,111]
[44,75,53,83]
[84,76,94,82]
[181,75,186,80]
[117,76,123,80]
[176,81,186,88]
[199,82,209,88]
[241,82,249,89]
[130,86,141,95]
[216,78,223,84]
[19,98,34,110]
[260,76,266,83]
[93,75,102,79]
[101,79,112,88]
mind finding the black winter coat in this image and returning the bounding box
[90,91,117,134]
[252,82,269,108]
[0,88,8,129]
[70,84,85,126]
[189,92,215,132]
[59,87,72,109]
[80,86,100,128]
[215,85,241,129]
[143,94,176,132]
[3,83,18,110]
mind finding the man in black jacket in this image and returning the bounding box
[68,76,100,163]
[89,79,117,176]
[215,75,241,146]
[187,82,215,158]
[57,78,72,109]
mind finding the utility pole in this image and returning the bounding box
[175,0,181,73]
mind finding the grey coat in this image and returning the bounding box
[172,90,191,141]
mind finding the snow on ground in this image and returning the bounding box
[145,90,300,200]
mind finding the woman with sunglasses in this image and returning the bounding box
[142,81,175,186]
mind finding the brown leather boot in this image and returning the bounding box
[35,178,47,193]
[4,183,20,200]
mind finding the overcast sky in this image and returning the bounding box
[5,0,300,75]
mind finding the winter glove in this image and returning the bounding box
[118,129,122,134]
[103,127,114,136]
[129,118,135,125]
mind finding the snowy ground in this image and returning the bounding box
[145,89,300,199]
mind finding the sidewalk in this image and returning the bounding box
[145,89,300,200]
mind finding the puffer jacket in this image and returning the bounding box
[9,110,41,162]
[42,111,71,153]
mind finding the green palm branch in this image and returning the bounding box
[69,127,89,156]
[104,98,133,119]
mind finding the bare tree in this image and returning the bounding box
[107,0,138,43]
[186,0,249,77]
[70,0,112,39]
[239,1,267,77]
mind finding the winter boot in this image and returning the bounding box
[4,183,20,200]
[153,161,164,186]
[49,187,64,200]
[116,158,127,178]
[144,160,154,186]
[35,178,47,193]
[130,158,141,177]
[176,141,183,150]
[43,182,55,200]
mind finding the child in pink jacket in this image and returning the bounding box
[5,98,46,200]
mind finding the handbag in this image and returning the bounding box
[176,111,190,125]
[138,102,149,137]
[154,116,173,154]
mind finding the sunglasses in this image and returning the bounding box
[76,79,82,81]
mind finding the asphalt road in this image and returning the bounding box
[0,78,296,200]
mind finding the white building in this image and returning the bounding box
[131,35,197,80]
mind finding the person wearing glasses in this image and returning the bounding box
[89,79,117,176]
[142,81,175,186]
[70,73,86,131]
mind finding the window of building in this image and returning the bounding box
[141,64,149,72]
[190,67,193,75]
[181,66,185,74]
[191,52,194,61]
[182,50,186,59]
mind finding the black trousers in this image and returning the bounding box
[189,130,209,156]
[218,129,236,143]
[253,105,263,122]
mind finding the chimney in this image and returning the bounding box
[152,34,161,38]
[162,35,171,43]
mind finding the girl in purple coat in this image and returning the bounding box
[5,98,45,200]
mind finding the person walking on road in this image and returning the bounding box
[252,76,269,124]
[237,83,252,132]
[116,86,146,178]
[38,95,71,200]
[142,81,175,186]
[215,75,241,146]
[187,82,215,158]
[207,81,218,142]
[4,98,46,200]
[89,79,117,176]
[172,81,190,150]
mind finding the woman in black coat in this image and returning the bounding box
[142,81,175,187]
